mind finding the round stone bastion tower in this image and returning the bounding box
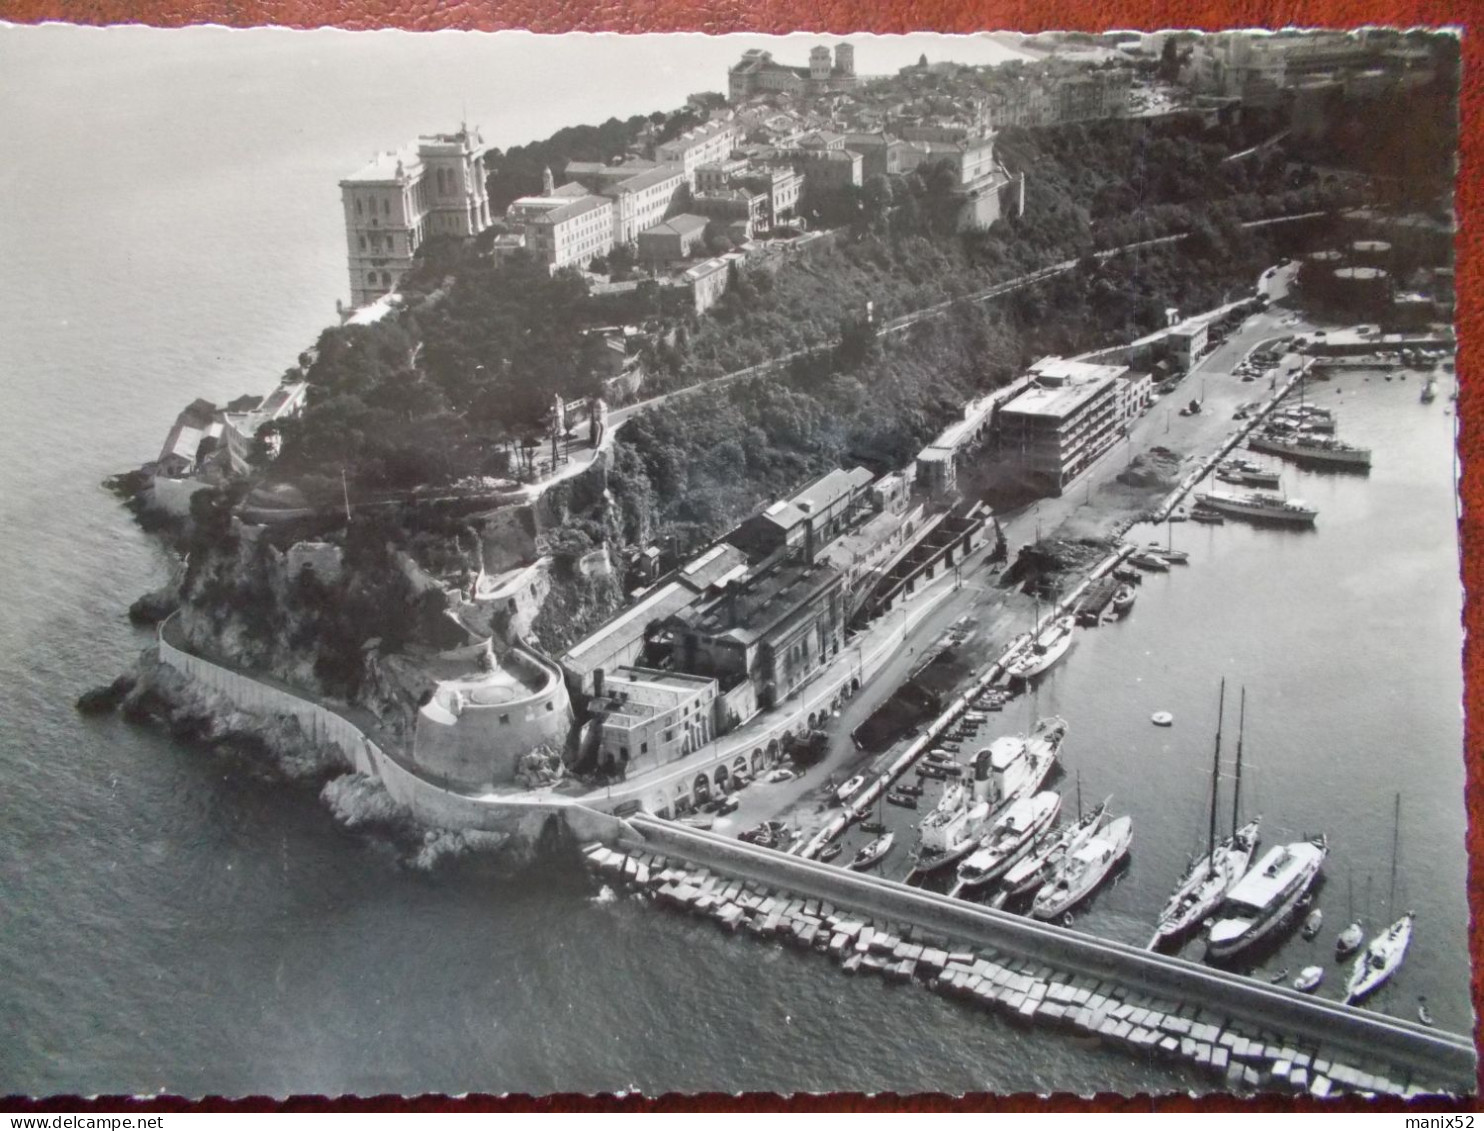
[409,637,573,792]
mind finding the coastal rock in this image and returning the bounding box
[320,772,412,829]
[128,584,181,625]
[75,674,138,715]
[119,648,350,780]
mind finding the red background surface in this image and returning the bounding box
[0,0,1475,1112]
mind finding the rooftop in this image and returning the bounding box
[528,194,612,226]
[678,543,751,591]
[1002,372,1118,420]
[645,213,710,238]
[342,148,420,185]
[682,257,731,282]
[613,165,687,193]
[687,557,843,647]
[562,580,697,674]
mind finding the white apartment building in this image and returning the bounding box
[563,160,689,246]
[608,165,689,245]
[340,126,492,307]
[518,194,616,272]
[996,357,1128,494]
[655,119,744,183]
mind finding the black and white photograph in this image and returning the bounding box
[0,23,1471,1101]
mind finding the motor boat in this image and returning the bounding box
[1294,966,1325,993]
[1205,835,1328,959]
[1031,815,1133,920]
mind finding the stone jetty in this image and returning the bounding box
[580,842,1448,1098]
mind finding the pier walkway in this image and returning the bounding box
[604,815,1475,1096]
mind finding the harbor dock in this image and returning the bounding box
[583,819,1474,1097]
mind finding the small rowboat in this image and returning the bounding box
[1302,908,1324,940]
[1294,966,1325,993]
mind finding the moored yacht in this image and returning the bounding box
[1000,795,1111,898]
[1205,835,1328,959]
[953,790,1061,894]
[1031,814,1133,920]
[1345,912,1415,1004]
[1149,684,1262,951]
[1004,616,1076,680]
[974,717,1067,812]
[1194,490,1318,526]
[1248,431,1371,470]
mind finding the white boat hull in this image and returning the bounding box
[1345,913,1414,1004]
[1205,838,1327,959]
[1005,617,1075,679]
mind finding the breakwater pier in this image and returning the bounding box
[584,817,1474,1096]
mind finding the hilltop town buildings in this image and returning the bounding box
[339,126,493,307]
[728,43,859,102]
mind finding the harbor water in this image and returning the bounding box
[0,27,1469,1096]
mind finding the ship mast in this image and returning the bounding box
[1231,686,1245,838]
[1207,679,1226,877]
[1388,791,1401,913]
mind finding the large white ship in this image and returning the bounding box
[953,790,1061,893]
[1194,490,1318,526]
[911,720,1067,873]
[910,781,990,874]
[1248,431,1371,469]
[1205,835,1328,959]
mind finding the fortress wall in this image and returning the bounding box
[158,624,377,776]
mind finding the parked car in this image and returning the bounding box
[765,768,797,784]
[714,795,740,816]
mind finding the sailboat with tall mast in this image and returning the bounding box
[1147,682,1262,950]
[1345,793,1415,1004]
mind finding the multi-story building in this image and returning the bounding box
[995,357,1127,494]
[681,257,733,314]
[695,158,751,194]
[339,126,493,307]
[668,556,849,710]
[737,166,804,227]
[654,119,745,183]
[590,666,719,778]
[519,193,615,273]
[728,467,876,562]
[727,43,858,102]
[563,159,689,245]
[798,148,864,193]
[636,213,711,263]
[688,189,766,237]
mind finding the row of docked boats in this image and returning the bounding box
[901,716,1137,922]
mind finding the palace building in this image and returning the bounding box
[339,126,493,307]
